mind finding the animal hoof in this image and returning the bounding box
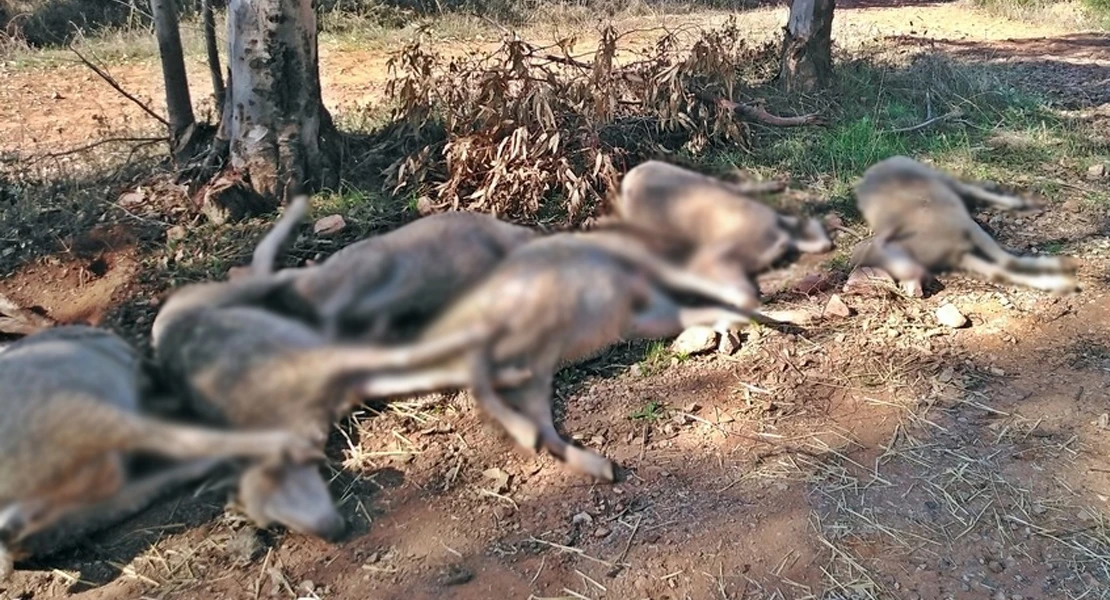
[563,445,616,483]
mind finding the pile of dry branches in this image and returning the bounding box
[377,18,822,224]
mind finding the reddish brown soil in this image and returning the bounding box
[2,3,1110,600]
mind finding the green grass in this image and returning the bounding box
[683,52,1110,223]
[629,399,667,422]
[633,340,691,376]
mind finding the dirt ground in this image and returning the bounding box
[3,2,1110,599]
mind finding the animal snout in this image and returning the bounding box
[310,510,348,543]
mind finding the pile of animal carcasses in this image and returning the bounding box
[0,156,1079,579]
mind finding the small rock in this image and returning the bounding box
[166,225,187,243]
[824,294,853,318]
[1097,413,1109,429]
[792,273,834,295]
[572,512,594,526]
[594,526,611,538]
[683,402,701,413]
[935,304,968,328]
[298,580,316,594]
[988,560,1004,574]
[989,366,1006,377]
[629,363,643,377]
[1087,163,1107,180]
[313,214,347,236]
[482,467,511,493]
[671,326,718,355]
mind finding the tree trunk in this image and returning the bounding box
[779,0,835,93]
[202,0,225,113]
[217,0,337,209]
[151,0,196,157]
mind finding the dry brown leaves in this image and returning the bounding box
[378,18,794,225]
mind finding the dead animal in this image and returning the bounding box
[615,160,833,289]
[276,210,538,340]
[153,197,529,540]
[0,325,318,581]
[358,229,770,483]
[851,155,1079,297]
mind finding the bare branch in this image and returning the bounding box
[29,136,168,163]
[883,108,963,134]
[69,44,170,128]
[696,92,825,127]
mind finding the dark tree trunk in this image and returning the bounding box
[202,0,226,113]
[779,0,835,93]
[151,0,197,159]
[212,0,337,212]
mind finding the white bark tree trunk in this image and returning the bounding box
[779,0,835,93]
[220,0,336,206]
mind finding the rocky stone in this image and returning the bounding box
[671,326,718,355]
[824,293,853,318]
[936,303,968,328]
[313,214,347,236]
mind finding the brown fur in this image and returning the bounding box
[0,326,317,580]
[153,197,527,539]
[279,211,538,340]
[359,230,768,483]
[615,160,833,297]
[852,155,1079,297]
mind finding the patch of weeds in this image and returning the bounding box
[636,340,678,376]
[629,400,667,422]
[823,252,853,275]
[1039,240,1068,255]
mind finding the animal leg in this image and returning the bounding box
[17,459,222,559]
[867,236,929,298]
[950,180,1037,211]
[121,415,325,465]
[468,345,542,454]
[317,319,499,376]
[507,374,615,482]
[965,224,1078,274]
[360,364,532,398]
[581,234,763,313]
[960,254,1078,293]
[790,217,834,254]
[251,195,310,274]
[626,276,759,341]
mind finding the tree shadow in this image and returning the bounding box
[887,33,1110,110]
